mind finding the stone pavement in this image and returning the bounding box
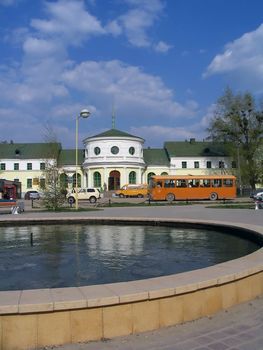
[1,203,263,350]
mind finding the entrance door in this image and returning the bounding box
[108,170,120,190]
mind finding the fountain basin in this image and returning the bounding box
[0,217,262,350]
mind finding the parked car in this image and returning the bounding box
[67,188,102,204]
[250,188,263,199]
[115,184,148,198]
[24,190,41,200]
[254,195,263,209]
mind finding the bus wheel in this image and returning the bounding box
[119,194,124,198]
[210,192,218,201]
[166,193,175,202]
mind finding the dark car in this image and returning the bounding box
[250,188,263,199]
[24,190,41,200]
[254,195,263,209]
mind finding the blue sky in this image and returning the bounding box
[1,0,263,148]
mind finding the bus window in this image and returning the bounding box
[212,179,222,187]
[157,181,163,188]
[201,179,211,187]
[176,179,187,188]
[149,179,156,188]
[188,179,199,187]
[223,179,233,187]
[164,180,175,188]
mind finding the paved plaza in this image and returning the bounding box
[1,203,263,349]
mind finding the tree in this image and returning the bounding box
[40,124,67,210]
[41,162,67,210]
[207,88,263,190]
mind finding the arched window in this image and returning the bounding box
[60,173,69,189]
[72,173,81,187]
[93,171,101,188]
[129,171,136,184]
[161,172,168,176]
[147,172,156,183]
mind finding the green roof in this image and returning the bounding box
[89,128,144,140]
[164,141,230,157]
[58,149,84,166]
[0,142,61,159]
[143,148,170,166]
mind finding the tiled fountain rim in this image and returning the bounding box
[0,217,262,315]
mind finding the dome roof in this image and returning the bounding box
[87,128,144,141]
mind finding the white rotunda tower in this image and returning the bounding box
[83,129,145,190]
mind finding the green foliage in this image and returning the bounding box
[207,88,263,189]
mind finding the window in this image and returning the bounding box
[73,173,81,187]
[129,171,136,184]
[200,179,211,187]
[194,161,199,169]
[223,179,233,187]
[111,146,119,155]
[14,163,19,170]
[93,171,101,188]
[161,172,168,175]
[219,161,225,169]
[182,161,187,169]
[40,162,45,170]
[27,163,32,170]
[94,147,101,155]
[212,179,222,187]
[147,172,156,183]
[27,179,32,188]
[164,180,175,188]
[188,179,200,187]
[0,163,6,170]
[232,161,237,168]
[60,173,68,188]
[176,179,187,188]
[206,161,212,169]
[129,147,135,155]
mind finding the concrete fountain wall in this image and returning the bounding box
[0,217,262,350]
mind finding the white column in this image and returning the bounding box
[85,168,90,187]
[138,168,142,183]
[104,167,108,189]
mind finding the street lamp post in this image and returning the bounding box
[75,109,91,210]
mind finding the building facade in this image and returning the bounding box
[0,128,235,197]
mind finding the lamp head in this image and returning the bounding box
[80,109,91,118]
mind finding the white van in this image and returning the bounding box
[67,188,102,204]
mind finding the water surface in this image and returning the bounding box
[0,224,259,290]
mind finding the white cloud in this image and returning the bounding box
[131,125,195,147]
[154,41,173,53]
[105,20,122,37]
[23,37,61,57]
[31,0,105,45]
[0,0,189,147]
[204,23,263,91]
[107,0,164,49]
[62,60,198,119]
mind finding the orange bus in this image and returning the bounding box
[149,175,236,201]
